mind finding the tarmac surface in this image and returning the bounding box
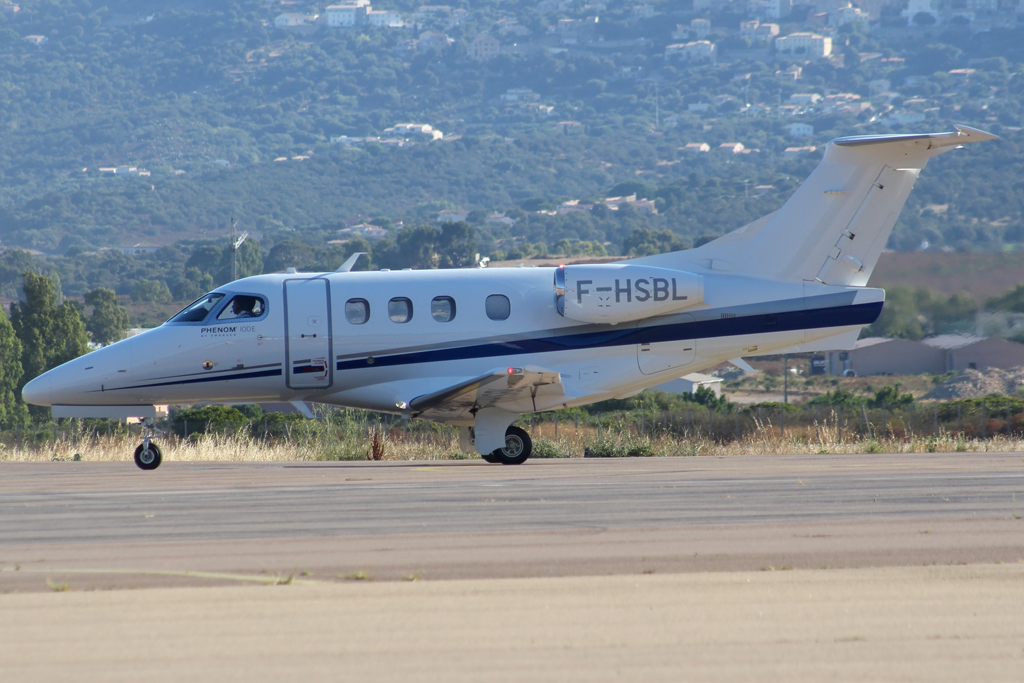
[2,453,1023,589]
[3,565,1023,682]
[3,453,1023,681]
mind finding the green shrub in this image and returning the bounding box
[531,438,568,458]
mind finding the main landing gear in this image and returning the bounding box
[482,425,532,465]
[134,419,164,471]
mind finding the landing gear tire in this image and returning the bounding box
[488,426,532,465]
[481,452,501,463]
[134,442,162,470]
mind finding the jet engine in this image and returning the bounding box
[554,264,703,324]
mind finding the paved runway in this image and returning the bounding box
[5,566,1024,683]
[3,453,1023,590]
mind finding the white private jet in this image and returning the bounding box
[23,126,996,469]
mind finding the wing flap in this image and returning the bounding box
[410,366,564,421]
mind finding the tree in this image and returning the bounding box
[623,228,686,256]
[231,239,264,281]
[265,241,316,273]
[133,279,173,303]
[0,249,34,298]
[862,287,924,340]
[985,284,1024,313]
[437,221,477,268]
[0,306,25,427]
[176,267,215,301]
[10,272,90,397]
[184,245,225,279]
[395,225,442,269]
[868,385,914,409]
[912,12,937,27]
[84,288,130,345]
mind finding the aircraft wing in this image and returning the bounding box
[410,366,564,422]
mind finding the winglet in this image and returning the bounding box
[336,252,366,272]
[728,358,758,375]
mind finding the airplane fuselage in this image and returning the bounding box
[24,126,996,467]
[24,266,881,420]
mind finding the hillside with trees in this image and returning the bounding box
[0,0,1022,326]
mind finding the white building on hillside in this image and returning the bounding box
[665,41,716,63]
[368,9,403,27]
[384,123,443,141]
[775,32,832,59]
[832,4,869,26]
[275,13,318,28]
[468,34,500,60]
[786,122,814,137]
[326,2,370,27]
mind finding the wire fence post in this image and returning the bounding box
[934,404,938,436]
[734,405,740,442]
[837,404,843,444]
[780,405,784,438]
[981,402,986,441]
[708,407,713,441]
[956,402,962,436]
[861,404,872,441]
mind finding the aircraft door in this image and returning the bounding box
[637,314,696,376]
[284,279,333,390]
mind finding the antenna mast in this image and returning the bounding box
[230,217,248,281]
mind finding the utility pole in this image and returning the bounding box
[230,217,249,282]
[783,354,789,404]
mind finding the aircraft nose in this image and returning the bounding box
[21,372,56,407]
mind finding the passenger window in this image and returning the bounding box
[486,294,510,321]
[431,296,456,322]
[217,295,266,320]
[388,297,413,323]
[345,298,370,325]
[168,293,225,323]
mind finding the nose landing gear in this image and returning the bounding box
[134,419,164,470]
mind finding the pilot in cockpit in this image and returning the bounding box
[229,295,262,318]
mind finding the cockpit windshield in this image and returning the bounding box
[167,293,225,323]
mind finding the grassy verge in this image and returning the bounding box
[3,421,1023,463]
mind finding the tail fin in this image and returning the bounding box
[632,125,997,285]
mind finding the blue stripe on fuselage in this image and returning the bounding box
[102,367,283,392]
[336,301,882,371]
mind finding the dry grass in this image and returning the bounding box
[4,417,1024,464]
